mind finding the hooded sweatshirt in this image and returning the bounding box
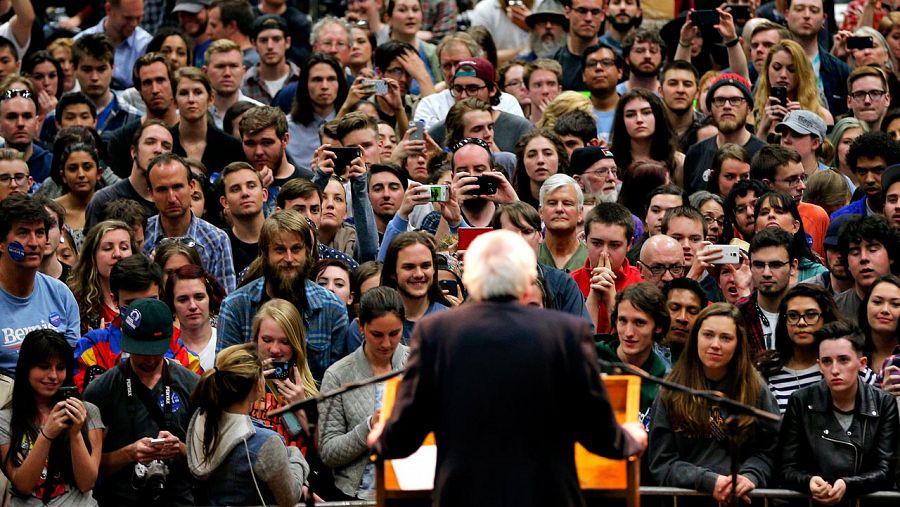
[187,411,308,507]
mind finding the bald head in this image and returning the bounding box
[640,234,686,289]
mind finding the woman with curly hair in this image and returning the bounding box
[67,221,137,333]
[754,40,834,138]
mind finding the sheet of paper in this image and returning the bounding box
[391,445,437,490]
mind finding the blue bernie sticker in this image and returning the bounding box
[7,241,26,262]
[49,312,62,327]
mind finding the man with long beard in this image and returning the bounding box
[599,0,642,55]
[616,28,663,95]
[523,2,568,60]
[683,74,766,194]
[217,209,349,381]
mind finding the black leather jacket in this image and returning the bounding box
[778,379,899,496]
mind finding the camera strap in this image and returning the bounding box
[124,360,174,441]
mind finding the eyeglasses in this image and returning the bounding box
[703,215,725,227]
[450,84,488,97]
[734,203,754,215]
[0,173,27,186]
[639,261,686,277]
[158,236,204,253]
[777,173,808,188]
[711,96,746,107]
[383,67,406,78]
[849,90,886,101]
[585,58,618,69]
[1,89,32,101]
[573,7,603,16]
[786,310,822,325]
[750,260,790,271]
[584,167,618,178]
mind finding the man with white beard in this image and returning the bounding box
[522,1,568,60]
[570,146,619,204]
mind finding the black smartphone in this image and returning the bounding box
[691,9,720,26]
[330,147,360,177]
[471,175,498,196]
[847,36,875,50]
[439,279,459,297]
[59,386,79,399]
[728,5,750,22]
[770,85,788,108]
[266,361,291,380]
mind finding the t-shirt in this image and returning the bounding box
[835,289,862,325]
[82,360,199,506]
[553,45,587,92]
[0,403,104,507]
[83,178,157,233]
[759,307,779,351]
[0,273,80,375]
[683,135,767,194]
[593,107,615,144]
[227,228,259,276]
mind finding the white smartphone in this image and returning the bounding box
[708,245,742,264]
[149,438,167,445]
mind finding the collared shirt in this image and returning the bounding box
[286,112,335,169]
[143,213,237,293]
[76,18,152,88]
[216,277,349,381]
[537,241,588,274]
[241,61,301,104]
[95,92,143,134]
[208,92,264,130]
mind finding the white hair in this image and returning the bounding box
[539,173,584,210]
[463,230,537,301]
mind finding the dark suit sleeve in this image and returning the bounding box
[569,321,641,459]
[373,322,437,459]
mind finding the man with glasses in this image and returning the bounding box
[142,153,236,293]
[737,228,798,357]
[661,205,723,302]
[752,144,830,257]
[0,148,30,200]
[846,66,891,132]
[582,43,622,144]
[569,146,620,204]
[638,234,686,290]
[555,0,604,91]
[684,74,766,194]
[241,15,300,105]
[831,131,900,220]
[615,28,664,95]
[0,87,52,186]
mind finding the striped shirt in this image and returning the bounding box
[769,365,878,413]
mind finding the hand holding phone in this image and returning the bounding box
[847,36,875,50]
[330,147,361,177]
[691,9,720,26]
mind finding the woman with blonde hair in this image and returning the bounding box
[828,117,867,191]
[68,221,137,333]
[249,299,318,449]
[535,91,592,130]
[804,169,852,216]
[754,40,833,138]
[187,343,307,506]
[649,303,779,503]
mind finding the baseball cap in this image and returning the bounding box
[776,110,827,142]
[172,0,211,14]
[453,58,496,86]
[252,15,289,40]
[121,299,174,356]
[569,146,614,176]
[823,213,862,247]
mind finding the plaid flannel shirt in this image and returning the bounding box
[241,61,301,105]
[217,277,349,380]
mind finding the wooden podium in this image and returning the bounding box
[375,374,642,507]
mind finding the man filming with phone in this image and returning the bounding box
[83,299,199,506]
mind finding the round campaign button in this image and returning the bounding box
[7,241,26,262]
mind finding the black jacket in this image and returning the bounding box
[779,379,898,497]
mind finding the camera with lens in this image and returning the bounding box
[133,459,169,497]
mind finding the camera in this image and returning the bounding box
[133,459,169,497]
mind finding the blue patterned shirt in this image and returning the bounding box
[216,278,349,380]
[75,18,152,88]
[143,213,237,293]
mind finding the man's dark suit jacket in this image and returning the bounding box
[373,300,641,507]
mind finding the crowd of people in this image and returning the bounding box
[0,0,896,505]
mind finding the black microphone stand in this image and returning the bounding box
[267,368,408,506]
[597,358,781,507]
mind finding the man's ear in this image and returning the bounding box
[285,36,292,49]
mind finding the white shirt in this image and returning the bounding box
[414,90,524,130]
[0,21,28,59]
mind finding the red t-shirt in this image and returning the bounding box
[571,258,644,333]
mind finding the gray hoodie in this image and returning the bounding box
[187,411,308,507]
